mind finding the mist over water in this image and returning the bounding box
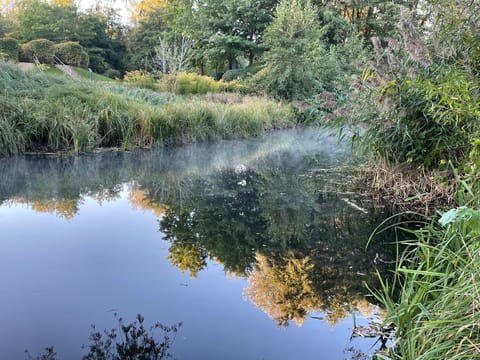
[0,127,392,359]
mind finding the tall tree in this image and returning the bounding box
[77,6,128,75]
[14,0,79,42]
[129,0,167,23]
[127,5,167,72]
[254,0,326,100]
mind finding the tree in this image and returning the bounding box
[14,0,79,42]
[254,0,326,100]
[77,6,128,75]
[159,0,276,75]
[127,6,167,72]
[129,0,167,23]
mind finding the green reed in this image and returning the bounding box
[0,62,296,155]
[374,185,480,360]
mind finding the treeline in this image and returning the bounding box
[1,0,479,172]
[0,1,406,84]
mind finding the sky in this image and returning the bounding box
[76,0,131,23]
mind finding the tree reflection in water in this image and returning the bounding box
[156,154,395,327]
[0,130,395,328]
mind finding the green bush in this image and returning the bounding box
[123,70,155,87]
[159,73,225,94]
[364,65,480,169]
[20,39,55,64]
[54,42,89,68]
[0,37,18,61]
[177,73,224,94]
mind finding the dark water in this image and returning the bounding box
[0,128,394,359]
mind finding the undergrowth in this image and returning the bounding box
[0,62,295,156]
[374,183,480,360]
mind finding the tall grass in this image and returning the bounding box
[374,187,480,359]
[0,62,296,155]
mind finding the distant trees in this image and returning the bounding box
[0,0,127,75]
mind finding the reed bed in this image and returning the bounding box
[0,62,296,156]
[374,190,480,359]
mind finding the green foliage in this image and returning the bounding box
[0,14,15,38]
[54,42,89,68]
[104,68,121,79]
[343,4,480,171]
[181,0,276,72]
[362,64,480,169]
[0,63,295,155]
[123,70,156,89]
[14,0,79,43]
[0,37,19,61]
[222,64,262,81]
[73,67,114,82]
[149,95,295,144]
[75,8,128,75]
[175,72,223,94]
[127,7,167,72]
[373,194,480,359]
[253,0,326,100]
[20,38,55,64]
[158,72,246,94]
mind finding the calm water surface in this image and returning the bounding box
[0,128,393,359]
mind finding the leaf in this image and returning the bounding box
[439,208,459,226]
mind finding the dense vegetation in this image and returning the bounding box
[0,63,294,155]
[1,0,480,358]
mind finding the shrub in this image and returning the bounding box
[374,197,480,360]
[20,39,55,64]
[362,65,480,169]
[54,42,89,68]
[159,72,225,94]
[123,70,155,87]
[176,73,223,94]
[0,37,18,61]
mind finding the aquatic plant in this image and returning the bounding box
[373,189,480,359]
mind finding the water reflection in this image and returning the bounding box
[0,128,393,331]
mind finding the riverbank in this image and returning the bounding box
[373,189,480,360]
[0,62,296,156]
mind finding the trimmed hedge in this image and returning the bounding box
[54,42,89,68]
[20,39,55,64]
[0,37,19,61]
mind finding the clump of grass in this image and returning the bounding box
[374,188,480,359]
[101,84,178,106]
[150,95,296,145]
[0,62,295,156]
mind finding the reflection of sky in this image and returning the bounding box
[0,190,379,359]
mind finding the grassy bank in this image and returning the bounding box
[374,188,480,359]
[0,62,296,156]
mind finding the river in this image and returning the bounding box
[0,128,394,359]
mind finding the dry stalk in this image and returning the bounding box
[355,161,457,215]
